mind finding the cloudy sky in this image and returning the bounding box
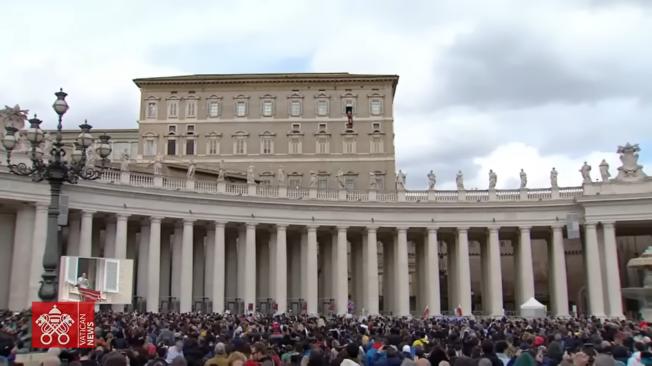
[2,0,651,189]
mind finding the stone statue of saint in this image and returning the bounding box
[336,169,346,189]
[550,167,558,188]
[309,170,318,188]
[369,171,377,190]
[456,170,464,190]
[616,143,647,182]
[427,170,436,190]
[489,169,497,190]
[217,160,225,182]
[396,170,406,191]
[277,168,286,186]
[599,159,610,182]
[247,165,255,184]
[120,150,130,172]
[580,161,592,184]
[519,169,527,189]
[153,155,163,176]
[186,160,196,179]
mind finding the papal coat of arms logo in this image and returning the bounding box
[32,302,95,348]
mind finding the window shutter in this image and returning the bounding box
[103,259,120,293]
[65,257,78,285]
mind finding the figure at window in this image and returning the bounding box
[77,272,90,289]
[345,106,353,129]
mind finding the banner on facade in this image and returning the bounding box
[566,213,580,239]
[32,302,95,349]
[58,256,134,304]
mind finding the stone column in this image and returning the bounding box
[584,223,606,317]
[424,228,440,316]
[137,220,150,298]
[79,210,95,258]
[487,226,504,316]
[212,222,226,313]
[456,227,472,316]
[29,203,48,303]
[67,213,81,256]
[115,214,129,259]
[517,226,535,306]
[335,226,348,315]
[180,218,194,313]
[171,223,182,301]
[395,227,410,316]
[147,217,162,313]
[274,224,287,314]
[9,205,34,311]
[365,227,380,315]
[602,222,624,318]
[306,225,319,314]
[104,219,116,258]
[550,224,569,317]
[204,229,215,300]
[244,223,256,312]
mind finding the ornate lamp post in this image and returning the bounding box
[1,89,113,302]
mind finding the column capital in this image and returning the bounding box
[457,226,470,233]
[150,216,164,224]
[585,222,598,229]
[519,226,532,231]
[35,202,49,210]
[367,226,379,233]
[487,225,500,232]
[214,221,226,229]
[396,226,409,233]
[551,222,565,230]
[183,218,195,225]
[81,209,97,216]
[336,226,348,232]
[246,222,257,228]
[427,227,439,234]
[306,225,318,232]
[116,213,130,221]
[601,221,615,229]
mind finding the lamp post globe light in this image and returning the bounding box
[1,89,113,302]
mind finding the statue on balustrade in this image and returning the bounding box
[153,155,163,176]
[369,171,377,190]
[396,170,406,191]
[550,167,558,189]
[456,170,464,190]
[519,169,527,189]
[427,170,436,190]
[85,145,97,167]
[217,160,225,182]
[0,104,28,129]
[247,165,255,184]
[489,169,497,190]
[277,168,286,187]
[616,143,647,182]
[336,169,346,189]
[186,160,196,180]
[599,159,610,182]
[120,150,130,172]
[309,170,318,188]
[580,161,592,184]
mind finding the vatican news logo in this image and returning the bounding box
[32,302,95,349]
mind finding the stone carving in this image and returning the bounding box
[0,105,29,129]
[580,161,592,184]
[369,171,377,190]
[616,143,647,182]
[217,161,225,182]
[336,169,346,189]
[16,131,29,153]
[599,159,610,182]
[519,169,527,189]
[396,170,406,191]
[550,167,558,189]
[153,156,163,176]
[246,165,255,184]
[309,170,318,188]
[456,170,464,190]
[186,160,196,180]
[427,170,436,190]
[85,146,97,167]
[277,168,286,186]
[120,150,130,172]
[489,169,497,190]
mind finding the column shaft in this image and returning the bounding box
[550,225,569,316]
[274,225,287,314]
[584,223,605,317]
[518,227,535,305]
[9,205,34,311]
[114,214,129,259]
[487,227,504,316]
[212,222,226,313]
[395,228,410,316]
[79,211,94,257]
[29,204,48,303]
[67,214,81,256]
[364,227,379,315]
[180,219,194,313]
[456,228,472,315]
[602,223,624,318]
[244,223,256,312]
[137,222,150,298]
[424,229,440,316]
[305,226,319,314]
[146,217,161,312]
[336,227,348,314]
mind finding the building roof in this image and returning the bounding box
[133,72,399,93]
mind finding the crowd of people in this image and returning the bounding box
[1,310,650,366]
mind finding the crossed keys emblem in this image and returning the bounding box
[35,305,75,345]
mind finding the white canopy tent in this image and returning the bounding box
[520,297,547,318]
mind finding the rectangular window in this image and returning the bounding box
[144,140,156,156]
[317,100,328,116]
[370,99,382,115]
[372,122,381,131]
[344,99,354,114]
[289,177,301,189]
[236,101,247,117]
[103,259,120,293]
[262,101,273,116]
[235,139,246,155]
[167,139,176,155]
[370,137,383,154]
[65,256,78,285]
[290,139,301,154]
[186,125,195,135]
[344,139,355,154]
[168,101,178,118]
[186,140,195,155]
[291,123,301,132]
[147,102,157,119]
[186,100,196,118]
[375,175,385,191]
[168,125,176,134]
[318,123,327,131]
[262,138,273,155]
[290,101,301,116]
[318,176,328,190]
[208,101,220,117]
[345,176,355,190]
[208,139,218,155]
[317,139,329,154]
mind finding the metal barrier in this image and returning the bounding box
[257,298,275,315]
[132,296,146,313]
[193,297,212,313]
[226,298,244,314]
[160,297,179,313]
[288,298,306,315]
